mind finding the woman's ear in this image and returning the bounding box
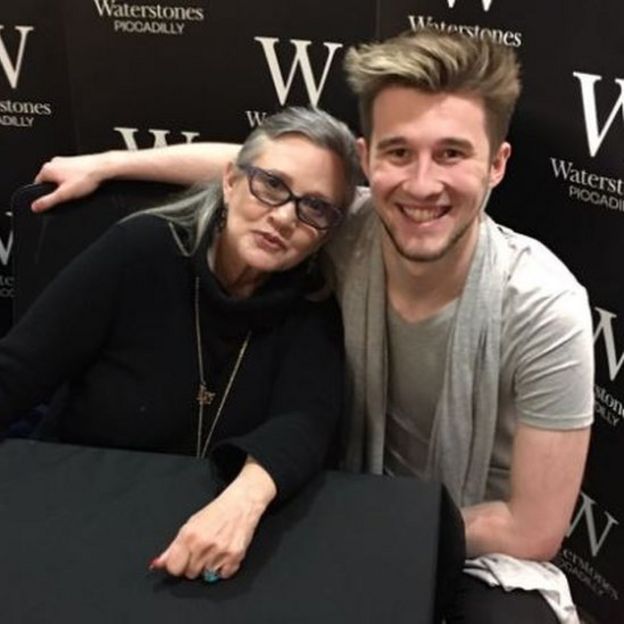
[222,161,237,204]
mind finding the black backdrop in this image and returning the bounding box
[1,2,622,621]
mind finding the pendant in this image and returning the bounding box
[197,384,216,406]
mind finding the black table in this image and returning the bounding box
[0,439,463,623]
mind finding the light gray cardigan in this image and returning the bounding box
[326,197,511,507]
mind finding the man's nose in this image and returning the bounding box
[400,157,444,199]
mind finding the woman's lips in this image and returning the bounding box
[253,230,287,252]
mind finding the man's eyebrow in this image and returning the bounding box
[439,137,474,151]
[375,136,475,151]
[375,136,407,151]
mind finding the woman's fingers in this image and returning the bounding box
[151,459,274,582]
[156,541,192,577]
[153,508,251,580]
[217,559,241,580]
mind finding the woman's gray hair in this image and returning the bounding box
[235,106,359,206]
[141,106,359,255]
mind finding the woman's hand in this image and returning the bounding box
[32,153,116,212]
[151,456,277,580]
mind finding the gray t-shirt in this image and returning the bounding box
[384,299,457,479]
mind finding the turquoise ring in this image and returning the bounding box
[202,569,221,584]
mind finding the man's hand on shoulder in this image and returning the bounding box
[32,152,119,212]
[31,142,241,213]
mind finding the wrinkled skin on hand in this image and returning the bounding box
[150,457,277,580]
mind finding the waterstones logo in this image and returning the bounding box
[0,25,54,129]
[594,307,624,382]
[114,126,201,149]
[595,384,623,427]
[255,37,342,106]
[574,72,624,158]
[0,25,33,89]
[0,231,12,269]
[245,37,342,128]
[593,307,624,427]
[92,0,205,36]
[445,0,495,10]
[565,491,619,564]
[556,545,619,600]
[550,157,624,214]
[0,274,13,298]
[0,98,52,129]
[407,15,521,47]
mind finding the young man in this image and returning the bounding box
[33,29,593,623]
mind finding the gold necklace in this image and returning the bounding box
[194,277,251,458]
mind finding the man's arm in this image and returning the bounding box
[462,422,590,560]
[32,143,240,212]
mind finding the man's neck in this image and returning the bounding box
[383,224,479,324]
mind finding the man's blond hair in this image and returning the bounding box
[344,28,521,149]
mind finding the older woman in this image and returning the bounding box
[0,107,358,582]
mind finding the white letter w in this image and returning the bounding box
[254,37,342,107]
[0,25,34,90]
[573,72,624,157]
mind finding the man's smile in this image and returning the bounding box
[395,201,451,224]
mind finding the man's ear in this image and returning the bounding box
[489,141,511,189]
[357,137,371,181]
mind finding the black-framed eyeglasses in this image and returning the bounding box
[239,165,343,231]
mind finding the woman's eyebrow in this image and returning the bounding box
[263,168,334,201]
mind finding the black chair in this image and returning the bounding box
[7,180,185,435]
[10,180,185,321]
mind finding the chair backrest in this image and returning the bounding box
[10,180,185,321]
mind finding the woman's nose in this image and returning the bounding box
[268,200,298,233]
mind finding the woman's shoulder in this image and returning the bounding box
[111,213,185,257]
[115,212,171,238]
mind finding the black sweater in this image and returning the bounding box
[0,215,344,500]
